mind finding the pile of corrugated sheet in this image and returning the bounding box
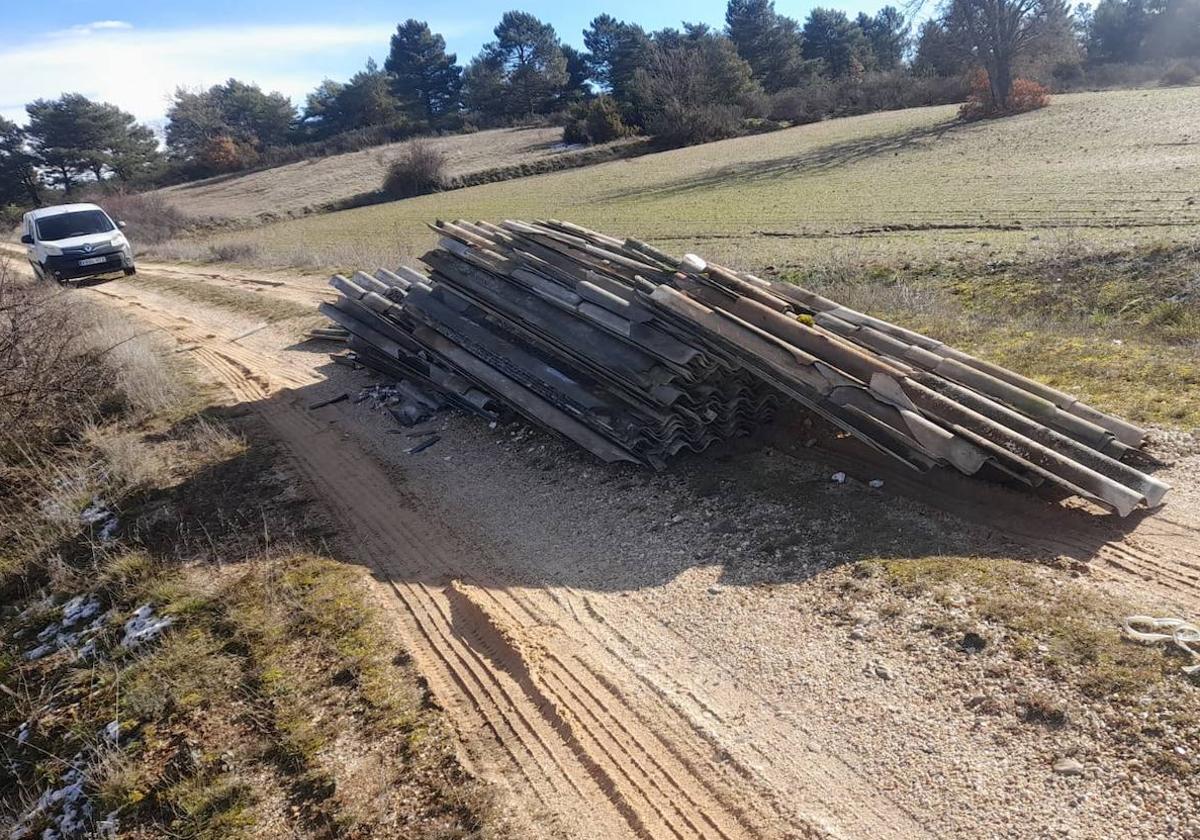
[319,219,1168,516]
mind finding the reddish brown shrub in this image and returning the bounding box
[198,135,259,174]
[958,68,992,120]
[1007,78,1050,112]
[959,69,1049,120]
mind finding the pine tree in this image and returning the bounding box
[725,0,811,91]
[343,59,402,128]
[26,94,161,190]
[583,14,650,100]
[857,6,910,71]
[465,12,569,119]
[166,80,295,162]
[560,44,593,105]
[801,8,870,77]
[385,20,463,123]
[494,11,569,116]
[0,117,39,206]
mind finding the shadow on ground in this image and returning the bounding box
[600,119,964,204]
[118,355,1153,599]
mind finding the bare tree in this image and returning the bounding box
[910,0,1059,108]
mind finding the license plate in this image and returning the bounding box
[78,256,107,266]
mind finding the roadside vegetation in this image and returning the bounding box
[118,271,315,323]
[0,257,493,838]
[788,240,1200,428]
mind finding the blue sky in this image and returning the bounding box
[1,0,897,128]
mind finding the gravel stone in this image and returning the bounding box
[1053,758,1086,776]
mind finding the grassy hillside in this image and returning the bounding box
[181,88,1200,271]
[153,126,595,223]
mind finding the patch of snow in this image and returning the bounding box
[23,595,109,662]
[8,762,93,840]
[120,605,173,649]
[97,518,119,542]
[95,812,119,838]
[79,498,111,525]
[61,596,101,627]
[79,498,119,542]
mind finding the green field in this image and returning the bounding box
[189,87,1200,272]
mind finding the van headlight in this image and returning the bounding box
[111,234,128,248]
[42,244,62,256]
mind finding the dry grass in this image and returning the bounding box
[0,262,195,592]
[2,371,494,838]
[382,139,448,198]
[788,244,1200,427]
[121,272,313,323]
[0,258,116,456]
[74,300,191,419]
[184,88,1200,272]
[1,276,493,836]
[152,126,580,223]
[877,556,1176,698]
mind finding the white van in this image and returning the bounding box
[21,203,136,283]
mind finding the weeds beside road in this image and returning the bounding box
[786,241,1200,428]
[0,257,493,839]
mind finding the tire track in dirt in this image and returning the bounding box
[87,286,317,397]
[133,262,336,306]
[259,399,714,840]
[444,581,762,840]
[439,558,933,839]
[75,260,1200,839]
[80,274,908,839]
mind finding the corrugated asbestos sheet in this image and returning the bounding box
[319,218,1169,517]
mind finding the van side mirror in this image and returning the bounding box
[117,221,127,229]
[20,234,33,244]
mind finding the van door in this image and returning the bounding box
[22,215,35,259]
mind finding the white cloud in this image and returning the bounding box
[54,20,135,35]
[0,20,481,126]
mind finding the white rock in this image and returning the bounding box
[1053,757,1085,776]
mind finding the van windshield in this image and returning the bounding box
[35,210,114,242]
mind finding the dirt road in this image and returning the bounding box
[12,250,1199,839]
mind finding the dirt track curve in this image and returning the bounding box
[55,259,931,839]
[10,249,1199,839]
